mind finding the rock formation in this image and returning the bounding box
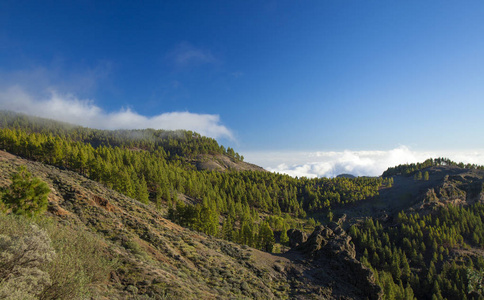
[285,223,382,300]
[287,228,308,248]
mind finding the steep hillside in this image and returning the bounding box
[0,151,380,299]
[341,165,484,300]
[332,165,484,227]
[0,111,387,253]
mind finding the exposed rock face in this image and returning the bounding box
[297,223,356,259]
[286,223,382,300]
[287,228,308,248]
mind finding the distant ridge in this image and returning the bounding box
[336,173,356,179]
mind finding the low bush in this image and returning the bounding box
[0,214,115,299]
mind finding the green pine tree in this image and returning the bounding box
[280,224,289,246]
[2,166,50,217]
[258,222,275,252]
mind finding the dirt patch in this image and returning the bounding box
[92,194,117,212]
[48,203,71,217]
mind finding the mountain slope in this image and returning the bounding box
[0,110,258,173]
[0,150,380,299]
[332,165,484,226]
[341,165,484,300]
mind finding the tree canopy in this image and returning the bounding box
[1,166,50,217]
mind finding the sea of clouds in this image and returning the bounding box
[244,147,484,178]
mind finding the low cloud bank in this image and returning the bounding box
[244,147,484,178]
[0,86,234,140]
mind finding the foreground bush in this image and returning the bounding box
[0,214,114,299]
[0,222,54,299]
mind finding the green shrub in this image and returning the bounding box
[0,214,114,299]
[0,217,55,299]
[37,219,115,300]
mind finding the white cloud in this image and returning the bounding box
[244,146,484,178]
[0,61,113,96]
[0,85,234,140]
[168,42,217,67]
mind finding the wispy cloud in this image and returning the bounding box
[167,42,217,67]
[244,147,484,178]
[0,61,113,96]
[0,85,234,140]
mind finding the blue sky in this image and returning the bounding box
[1,1,484,176]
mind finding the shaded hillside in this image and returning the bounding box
[333,165,484,227]
[0,151,380,299]
[340,165,484,300]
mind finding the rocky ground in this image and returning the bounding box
[285,224,382,299]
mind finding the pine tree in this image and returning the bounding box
[136,175,150,204]
[221,216,235,241]
[280,224,289,246]
[240,222,254,246]
[2,166,50,217]
[327,210,334,222]
[197,204,219,236]
[258,222,275,252]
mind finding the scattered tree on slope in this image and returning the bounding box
[1,166,50,217]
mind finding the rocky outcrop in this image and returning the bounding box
[287,223,382,300]
[296,223,356,259]
[287,228,308,248]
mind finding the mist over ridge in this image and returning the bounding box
[244,147,484,178]
[0,86,233,141]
